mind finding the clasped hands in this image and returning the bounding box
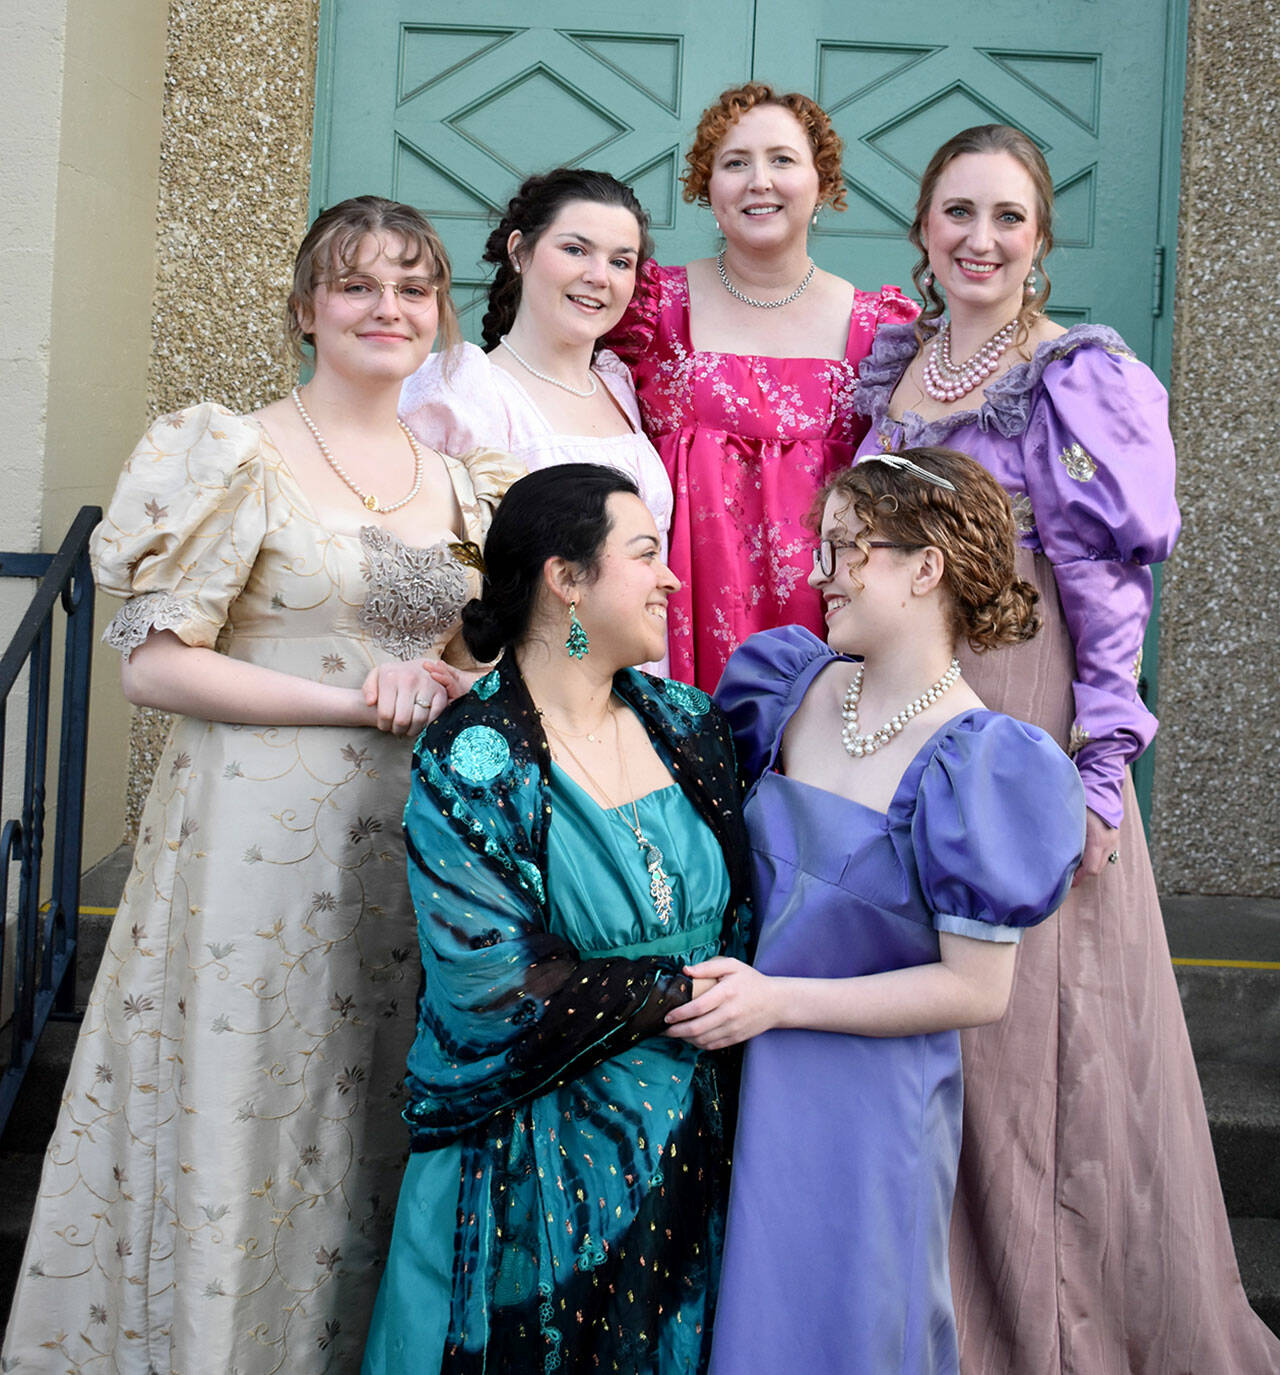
[664,958,781,1052]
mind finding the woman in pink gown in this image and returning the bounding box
[610,82,916,690]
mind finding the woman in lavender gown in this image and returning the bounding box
[853,124,1279,1372]
[666,447,1084,1374]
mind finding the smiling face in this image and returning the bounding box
[574,493,679,669]
[302,232,439,383]
[807,494,924,657]
[921,151,1041,319]
[707,103,821,252]
[509,200,642,347]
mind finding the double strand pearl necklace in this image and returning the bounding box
[291,387,423,513]
[840,658,962,758]
[543,708,674,925]
[716,251,815,309]
[499,335,598,398]
[922,319,1018,402]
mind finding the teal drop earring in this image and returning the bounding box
[565,602,589,659]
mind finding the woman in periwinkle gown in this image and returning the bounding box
[666,447,1085,1374]
[3,197,520,1373]
[853,123,1280,1372]
[608,81,918,690]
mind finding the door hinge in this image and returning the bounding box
[1151,246,1165,318]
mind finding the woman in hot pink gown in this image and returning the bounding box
[610,82,916,690]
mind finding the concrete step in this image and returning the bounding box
[1231,1216,1280,1337]
[0,1151,43,1327]
[1198,1059,1280,1219]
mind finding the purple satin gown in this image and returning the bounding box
[709,627,1084,1375]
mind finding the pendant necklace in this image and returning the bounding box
[716,251,815,309]
[543,707,674,924]
[291,386,424,513]
[499,335,598,397]
[841,658,962,758]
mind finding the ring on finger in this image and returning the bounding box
[414,695,432,708]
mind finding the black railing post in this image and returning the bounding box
[0,505,101,1133]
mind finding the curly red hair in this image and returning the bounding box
[681,82,847,212]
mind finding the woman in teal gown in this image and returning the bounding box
[363,464,749,1375]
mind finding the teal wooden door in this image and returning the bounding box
[754,1,1179,358]
[313,0,1183,816]
[313,0,757,333]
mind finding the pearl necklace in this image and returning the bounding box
[291,387,423,513]
[840,658,962,758]
[716,251,815,309]
[499,335,598,397]
[921,319,1018,402]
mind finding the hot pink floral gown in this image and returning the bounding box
[609,262,916,690]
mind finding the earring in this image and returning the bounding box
[1025,268,1037,296]
[811,206,820,227]
[921,269,933,289]
[565,602,589,660]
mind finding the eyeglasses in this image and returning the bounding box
[812,539,917,580]
[327,273,438,312]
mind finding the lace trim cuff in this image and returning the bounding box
[102,591,198,659]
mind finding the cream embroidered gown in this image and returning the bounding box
[2,404,518,1374]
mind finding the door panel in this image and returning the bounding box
[316,1,755,332]
[753,1,1172,359]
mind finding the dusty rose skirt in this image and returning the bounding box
[951,550,1279,1375]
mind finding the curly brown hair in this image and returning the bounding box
[681,82,847,212]
[908,125,1055,349]
[814,447,1040,653]
[286,195,460,362]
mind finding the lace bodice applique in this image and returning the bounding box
[357,524,472,661]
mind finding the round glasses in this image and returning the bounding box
[328,273,437,312]
[812,538,916,580]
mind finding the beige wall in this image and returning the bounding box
[42,0,168,869]
[1153,0,1280,895]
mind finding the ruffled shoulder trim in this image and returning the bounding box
[591,346,630,379]
[853,320,919,420]
[400,341,492,415]
[606,259,679,364]
[981,324,1136,438]
[866,283,920,326]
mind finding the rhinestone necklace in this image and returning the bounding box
[921,319,1018,403]
[291,386,424,513]
[716,251,815,309]
[499,335,598,398]
[544,709,674,924]
[840,658,962,758]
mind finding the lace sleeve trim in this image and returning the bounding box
[102,591,197,659]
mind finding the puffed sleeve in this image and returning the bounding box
[714,625,832,787]
[1022,341,1181,825]
[912,714,1085,942]
[605,257,665,366]
[90,403,268,658]
[448,444,525,547]
[399,341,515,455]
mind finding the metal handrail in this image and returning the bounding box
[0,504,100,1133]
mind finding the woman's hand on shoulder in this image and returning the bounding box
[663,957,782,1050]
[1072,807,1118,885]
[361,659,448,735]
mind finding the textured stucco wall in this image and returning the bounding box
[1153,0,1280,894]
[125,0,320,833]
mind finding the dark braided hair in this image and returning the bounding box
[462,464,641,663]
[479,168,653,351]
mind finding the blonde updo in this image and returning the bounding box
[815,447,1040,653]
